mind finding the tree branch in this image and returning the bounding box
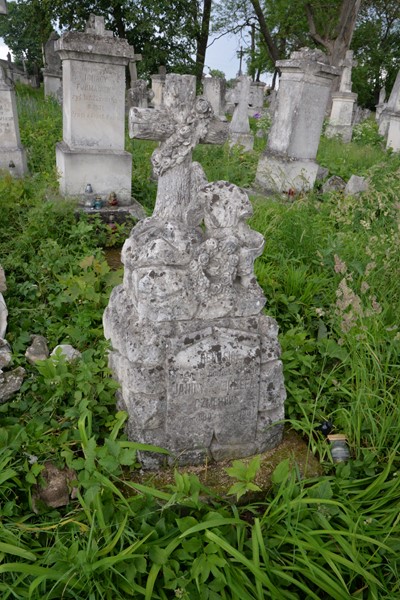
[249,0,280,64]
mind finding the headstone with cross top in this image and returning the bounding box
[129,73,228,222]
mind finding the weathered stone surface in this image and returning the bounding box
[25,335,49,364]
[0,67,28,177]
[150,66,167,107]
[43,32,62,102]
[202,77,227,121]
[229,76,254,151]
[51,344,82,362]
[55,15,140,204]
[255,48,339,193]
[0,294,7,340]
[344,175,369,196]
[316,165,329,181]
[0,339,12,369]
[32,462,77,512]
[379,70,400,139]
[104,74,285,468]
[128,79,154,109]
[0,366,25,403]
[322,175,346,194]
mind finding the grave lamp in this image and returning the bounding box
[85,183,93,194]
[8,160,15,169]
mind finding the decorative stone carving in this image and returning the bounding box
[104,74,285,467]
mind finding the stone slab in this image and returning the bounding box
[256,152,319,193]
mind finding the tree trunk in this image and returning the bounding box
[249,0,280,65]
[195,0,212,88]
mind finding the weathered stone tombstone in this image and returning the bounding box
[326,50,357,143]
[55,15,140,204]
[249,81,265,114]
[385,75,400,152]
[202,76,227,121]
[150,66,167,107]
[128,79,154,109]
[103,73,285,467]
[375,86,386,122]
[229,75,254,151]
[43,32,63,102]
[0,66,28,177]
[378,70,400,139]
[255,48,339,194]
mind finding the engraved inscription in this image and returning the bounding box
[166,329,261,448]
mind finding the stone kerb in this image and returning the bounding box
[255,48,339,193]
[55,16,136,204]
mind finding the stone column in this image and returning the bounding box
[0,67,27,177]
[255,48,339,193]
[42,32,63,103]
[55,15,136,204]
[202,76,226,120]
[326,51,357,143]
[150,66,166,107]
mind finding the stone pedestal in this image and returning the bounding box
[0,67,27,177]
[255,48,339,193]
[55,16,137,204]
[386,111,400,152]
[202,77,226,120]
[326,92,357,142]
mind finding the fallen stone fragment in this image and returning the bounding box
[0,366,26,403]
[0,338,12,369]
[344,175,369,196]
[321,175,346,194]
[32,461,77,512]
[51,344,82,362]
[25,335,49,364]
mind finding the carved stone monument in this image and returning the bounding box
[378,70,400,139]
[326,51,357,143]
[375,86,386,122]
[55,15,141,204]
[103,74,285,467]
[229,75,254,151]
[43,32,63,102]
[0,67,27,177]
[255,48,339,193]
[202,76,227,121]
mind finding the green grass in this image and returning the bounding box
[0,88,399,598]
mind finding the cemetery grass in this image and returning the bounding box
[0,90,399,598]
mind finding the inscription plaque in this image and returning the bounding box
[166,327,260,451]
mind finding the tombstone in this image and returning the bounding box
[0,67,28,177]
[55,15,140,204]
[128,79,154,109]
[43,32,63,102]
[249,81,265,115]
[229,75,254,151]
[375,86,386,122]
[378,70,400,138]
[266,89,277,118]
[150,66,167,107]
[202,76,227,121]
[255,48,339,194]
[385,75,400,152]
[103,74,285,468]
[326,51,357,143]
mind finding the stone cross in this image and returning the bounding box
[85,14,113,37]
[129,73,228,222]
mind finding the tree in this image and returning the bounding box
[0,0,53,73]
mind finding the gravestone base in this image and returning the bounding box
[56,142,133,204]
[386,112,400,152]
[229,132,254,151]
[325,123,353,143]
[0,146,28,177]
[105,312,285,469]
[255,151,319,193]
